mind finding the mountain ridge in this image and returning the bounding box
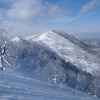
[8,30,100,97]
[24,30,100,75]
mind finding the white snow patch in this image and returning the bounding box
[11,37,20,42]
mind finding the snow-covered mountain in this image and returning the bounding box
[5,30,100,98]
[24,30,100,97]
[25,30,100,75]
[11,37,21,42]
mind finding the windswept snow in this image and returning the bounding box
[0,67,100,100]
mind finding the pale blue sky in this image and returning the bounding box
[0,0,100,37]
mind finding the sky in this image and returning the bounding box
[0,0,100,37]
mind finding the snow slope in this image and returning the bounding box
[25,30,100,75]
[0,67,100,100]
[1,30,100,99]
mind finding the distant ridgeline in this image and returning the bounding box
[53,30,97,56]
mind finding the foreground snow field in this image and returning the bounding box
[0,67,100,100]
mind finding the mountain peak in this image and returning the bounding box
[42,30,57,35]
[25,30,96,56]
[11,37,20,42]
[24,30,99,75]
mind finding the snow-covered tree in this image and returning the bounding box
[0,21,8,70]
[42,59,66,89]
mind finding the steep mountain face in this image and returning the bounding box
[25,30,100,75]
[6,30,100,97]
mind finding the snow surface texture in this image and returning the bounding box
[26,31,100,75]
[0,67,100,100]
